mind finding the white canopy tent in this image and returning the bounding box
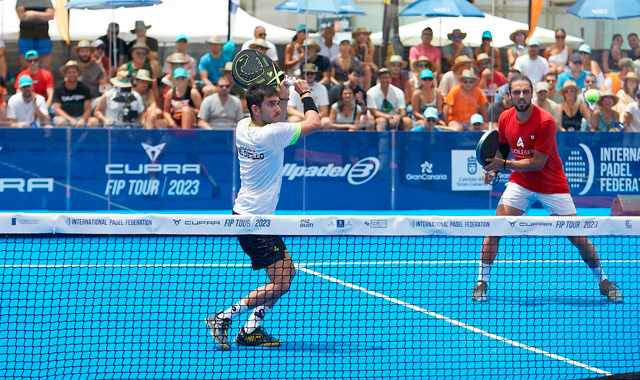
[0,0,295,44]
[371,13,583,48]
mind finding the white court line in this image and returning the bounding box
[2,259,637,268]
[297,265,613,376]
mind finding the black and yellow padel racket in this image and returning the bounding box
[231,49,286,89]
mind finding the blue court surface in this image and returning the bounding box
[0,231,638,379]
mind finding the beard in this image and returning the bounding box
[513,98,531,112]
[78,55,91,63]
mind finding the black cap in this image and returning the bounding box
[569,52,583,64]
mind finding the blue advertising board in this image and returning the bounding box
[0,129,638,211]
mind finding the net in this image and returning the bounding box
[1,214,639,379]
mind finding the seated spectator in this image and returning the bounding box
[557,80,591,131]
[542,72,563,103]
[301,39,331,87]
[249,38,271,56]
[470,113,484,129]
[163,67,202,129]
[405,56,434,104]
[94,70,145,127]
[557,53,591,90]
[578,44,604,87]
[199,36,230,98]
[579,73,598,106]
[543,28,571,74]
[120,42,159,97]
[384,55,408,92]
[133,69,163,129]
[328,85,362,131]
[604,57,634,95]
[318,26,339,60]
[288,63,330,126]
[442,29,473,73]
[443,69,488,131]
[623,87,640,131]
[162,35,197,79]
[328,66,369,128]
[476,53,506,103]
[74,40,108,110]
[98,23,127,76]
[15,50,54,110]
[351,28,378,90]
[7,76,50,128]
[91,39,110,75]
[241,26,279,66]
[602,34,626,73]
[411,106,439,131]
[411,69,442,127]
[330,37,360,86]
[219,62,246,111]
[197,76,243,130]
[590,92,620,132]
[627,33,640,61]
[439,55,472,98]
[615,71,639,120]
[514,38,549,85]
[473,31,502,72]
[52,60,99,127]
[506,29,528,69]
[162,52,195,89]
[533,81,559,123]
[126,21,159,63]
[408,28,441,78]
[366,68,412,131]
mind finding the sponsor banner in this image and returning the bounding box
[2,214,639,236]
[450,150,492,191]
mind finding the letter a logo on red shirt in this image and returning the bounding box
[517,137,524,148]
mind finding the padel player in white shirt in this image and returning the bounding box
[206,78,321,349]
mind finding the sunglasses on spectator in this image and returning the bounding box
[452,35,463,40]
[426,118,437,123]
[479,61,489,66]
[462,79,475,84]
[546,79,556,83]
[27,59,38,63]
[516,33,526,38]
[556,35,566,39]
[135,51,148,56]
[257,33,267,37]
[415,63,427,68]
[390,63,402,67]
[422,77,433,81]
[218,84,230,88]
[603,97,615,102]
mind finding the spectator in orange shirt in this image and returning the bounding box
[15,50,54,110]
[443,69,488,131]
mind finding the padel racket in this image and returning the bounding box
[476,129,500,185]
[232,49,286,89]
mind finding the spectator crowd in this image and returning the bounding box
[2,0,639,133]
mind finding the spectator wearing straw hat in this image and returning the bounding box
[74,40,108,107]
[197,76,243,130]
[120,42,159,98]
[162,35,197,79]
[52,60,98,128]
[351,27,378,90]
[623,87,640,132]
[442,29,473,73]
[94,70,145,127]
[408,27,441,78]
[476,53,506,103]
[15,50,54,110]
[513,38,549,85]
[300,39,331,87]
[557,80,591,131]
[242,26,279,66]
[7,75,50,128]
[439,55,472,98]
[288,63,330,126]
[533,81,559,124]
[98,23,128,76]
[384,55,408,94]
[367,68,412,131]
[219,62,247,111]
[443,69,488,131]
[162,52,195,89]
[15,0,54,72]
[473,31,502,73]
[405,56,434,104]
[127,21,159,62]
[199,35,230,98]
[248,38,271,57]
[506,29,528,69]
[590,92,620,132]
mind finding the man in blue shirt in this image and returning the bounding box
[198,35,229,97]
[556,52,591,90]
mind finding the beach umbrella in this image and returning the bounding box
[399,0,484,18]
[65,0,162,9]
[275,0,365,15]
[567,0,640,19]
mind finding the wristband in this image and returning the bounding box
[301,96,318,114]
[503,159,507,170]
[299,90,311,97]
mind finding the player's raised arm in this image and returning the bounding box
[290,77,321,137]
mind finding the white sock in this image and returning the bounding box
[219,299,248,320]
[478,263,492,283]
[591,266,608,283]
[243,305,269,335]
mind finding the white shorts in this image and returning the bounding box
[499,182,577,215]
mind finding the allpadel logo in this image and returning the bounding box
[564,143,594,195]
[282,157,380,185]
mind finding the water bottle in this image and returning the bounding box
[614,122,625,132]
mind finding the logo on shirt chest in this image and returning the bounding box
[517,137,524,148]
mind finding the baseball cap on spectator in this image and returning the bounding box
[173,67,188,78]
[295,24,307,33]
[470,113,484,125]
[578,43,592,54]
[420,69,434,79]
[527,38,540,46]
[18,75,33,88]
[619,57,634,69]
[569,52,583,64]
[535,81,549,92]
[482,31,492,40]
[25,50,39,60]
[175,34,188,42]
[338,36,352,44]
[378,67,391,76]
[423,107,438,120]
[91,39,105,49]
